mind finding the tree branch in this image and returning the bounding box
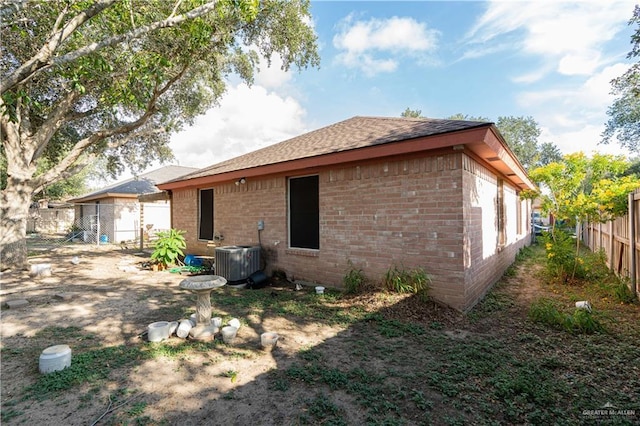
[36,70,185,185]
[1,0,117,94]
[54,2,218,66]
[50,3,70,37]
[1,1,218,94]
[30,89,82,163]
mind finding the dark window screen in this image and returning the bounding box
[289,176,319,249]
[199,189,214,240]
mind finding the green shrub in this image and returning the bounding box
[568,308,605,334]
[151,228,186,267]
[528,298,565,327]
[528,298,605,334]
[542,230,575,281]
[343,260,367,294]
[383,265,431,300]
[611,280,636,303]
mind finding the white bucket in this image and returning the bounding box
[148,321,170,342]
[315,286,325,295]
[221,326,237,344]
[39,345,72,374]
[176,319,193,339]
[575,301,592,312]
[168,321,179,335]
[228,318,241,330]
[30,263,52,278]
[189,314,198,326]
[211,317,223,328]
[189,325,218,340]
[261,332,279,350]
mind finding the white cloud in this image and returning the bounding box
[254,51,292,89]
[333,15,439,76]
[517,62,633,156]
[464,1,635,79]
[541,124,631,157]
[518,63,630,113]
[169,83,307,169]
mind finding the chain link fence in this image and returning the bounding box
[26,201,171,251]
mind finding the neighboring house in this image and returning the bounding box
[69,165,197,244]
[157,116,536,311]
[27,201,75,234]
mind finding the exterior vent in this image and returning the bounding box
[215,245,261,282]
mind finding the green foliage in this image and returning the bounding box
[7,259,640,424]
[372,316,426,338]
[220,370,239,383]
[401,107,422,118]
[383,265,431,299]
[537,142,563,168]
[447,113,489,121]
[150,228,186,267]
[528,298,566,327]
[569,308,605,334]
[496,115,541,171]
[447,114,561,170]
[603,5,640,151]
[25,345,144,399]
[303,393,346,425]
[0,400,22,423]
[600,278,638,304]
[1,0,320,265]
[542,230,576,281]
[529,152,640,225]
[343,260,367,294]
[528,298,605,334]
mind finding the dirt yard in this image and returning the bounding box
[1,244,638,425]
[1,245,348,424]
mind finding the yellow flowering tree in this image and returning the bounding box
[527,152,640,280]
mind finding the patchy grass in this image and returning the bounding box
[3,243,639,425]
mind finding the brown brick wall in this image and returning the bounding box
[462,155,531,310]
[169,151,529,311]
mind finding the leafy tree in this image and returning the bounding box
[495,116,541,171]
[446,113,561,170]
[401,108,422,118]
[538,141,563,167]
[529,152,639,225]
[526,152,640,280]
[446,113,489,122]
[0,0,319,269]
[623,156,640,177]
[602,5,640,151]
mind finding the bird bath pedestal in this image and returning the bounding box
[179,275,226,340]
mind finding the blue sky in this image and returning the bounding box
[165,0,637,172]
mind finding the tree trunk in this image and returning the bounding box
[0,177,35,271]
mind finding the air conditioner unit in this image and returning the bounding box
[215,245,261,282]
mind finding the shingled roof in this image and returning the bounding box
[171,116,491,181]
[158,115,534,191]
[70,165,198,202]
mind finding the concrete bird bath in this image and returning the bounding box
[179,275,226,340]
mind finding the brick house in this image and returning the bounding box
[158,116,535,311]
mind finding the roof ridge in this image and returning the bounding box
[160,115,496,185]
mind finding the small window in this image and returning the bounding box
[199,188,214,240]
[289,175,319,249]
[497,180,506,246]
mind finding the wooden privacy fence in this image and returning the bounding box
[584,188,639,298]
